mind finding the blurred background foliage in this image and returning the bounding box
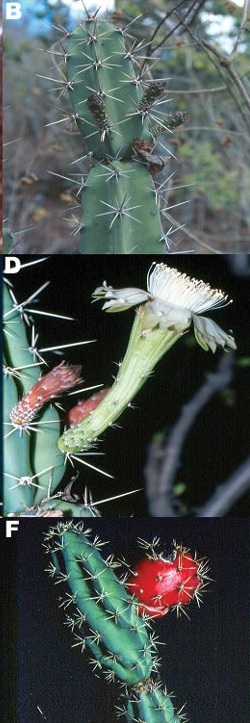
[3,0,250,252]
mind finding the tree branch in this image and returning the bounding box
[198,455,250,516]
[230,0,250,60]
[145,353,235,517]
[173,5,250,127]
[202,39,250,114]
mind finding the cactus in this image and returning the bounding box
[45,13,187,254]
[44,522,205,721]
[3,260,236,515]
[58,261,236,455]
[3,261,115,517]
[3,226,14,253]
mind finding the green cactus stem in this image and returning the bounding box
[3,268,103,517]
[79,161,164,254]
[124,689,184,723]
[3,227,15,253]
[45,15,186,253]
[45,522,184,723]
[58,262,236,455]
[3,281,64,514]
[64,20,156,160]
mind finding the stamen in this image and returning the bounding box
[147,263,230,314]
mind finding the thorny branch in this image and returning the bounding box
[173,1,250,124]
[144,352,240,517]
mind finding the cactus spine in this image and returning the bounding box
[51,16,179,253]
[3,266,102,517]
[45,522,187,722]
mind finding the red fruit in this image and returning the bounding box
[10,362,82,428]
[66,387,109,426]
[126,545,207,618]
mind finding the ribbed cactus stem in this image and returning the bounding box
[64,20,154,160]
[125,687,183,723]
[80,161,164,254]
[4,374,35,513]
[3,281,58,514]
[3,276,101,517]
[48,525,154,685]
[45,523,184,723]
[58,311,180,453]
[3,282,41,392]
[49,16,176,254]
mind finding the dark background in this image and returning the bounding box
[4,254,250,516]
[1,517,249,723]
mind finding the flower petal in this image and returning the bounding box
[142,299,192,333]
[92,283,149,311]
[193,315,237,353]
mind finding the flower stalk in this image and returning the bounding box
[58,311,180,453]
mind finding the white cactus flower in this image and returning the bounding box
[93,263,236,353]
[60,263,237,454]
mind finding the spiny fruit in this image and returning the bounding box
[126,543,209,618]
[10,362,82,429]
[66,387,109,427]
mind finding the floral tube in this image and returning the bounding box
[58,263,236,455]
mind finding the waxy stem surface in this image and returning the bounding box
[58,311,180,454]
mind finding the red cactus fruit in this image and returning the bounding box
[10,362,82,428]
[126,544,208,618]
[66,387,109,426]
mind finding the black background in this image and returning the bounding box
[1,517,249,723]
